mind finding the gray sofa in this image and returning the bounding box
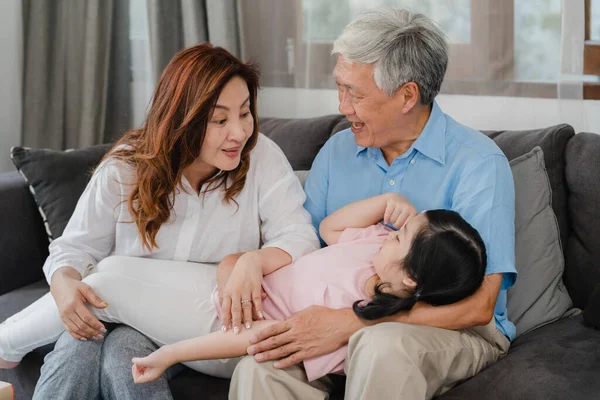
[1,115,600,399]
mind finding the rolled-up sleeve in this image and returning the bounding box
[257,137,321,261]
[303,141,331,235]
[42,159,124,283]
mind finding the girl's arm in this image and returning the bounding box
[319,193,415,246]
[132,320,279,384]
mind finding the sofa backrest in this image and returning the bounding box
[259,116,346,170]
[564,132,600,309]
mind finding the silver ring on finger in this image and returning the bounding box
[241,299,251,304]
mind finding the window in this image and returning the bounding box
[585,0,600,99]
[239,1,600,98]
[302,0,471,44]
[590,0,600,40]
[129,0,153,126]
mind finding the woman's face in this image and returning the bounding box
[193,76,254,179]
[371,213,427,293]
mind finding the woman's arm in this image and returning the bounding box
[243,247,292,275]
[43,159,125,283]
[319,193,416,246]
[46,159,127,339]
[131,320,279,384]
[257,136,321,262]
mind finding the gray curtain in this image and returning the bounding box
[22,0,131,149]
[146,0,242,82]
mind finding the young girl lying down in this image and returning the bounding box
[130,193,487,383]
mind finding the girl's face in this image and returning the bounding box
[371,213,428,293]
[190,76,254,180]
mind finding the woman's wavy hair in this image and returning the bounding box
[106,43,260,250]
[354,210,487,320]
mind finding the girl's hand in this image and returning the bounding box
[383,193,418,228]
[220,253,265,335]
[131,352,170,384]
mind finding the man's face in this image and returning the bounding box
[333,55,406,149]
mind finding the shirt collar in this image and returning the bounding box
[354,101,446,165]
[412,101,446,165]
[355,145,367,156]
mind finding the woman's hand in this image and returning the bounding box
[383,193,418,228]
[217,254,267,321]
[50,267,108,340]
[220,252,265,334]
[216,253,243,307]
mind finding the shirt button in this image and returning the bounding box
[186,211,195,219]
[410,159,415,165]
[389,179,395,186]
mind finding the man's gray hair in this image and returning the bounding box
[332,8,448,105]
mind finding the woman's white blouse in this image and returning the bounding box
[42,134,320,282]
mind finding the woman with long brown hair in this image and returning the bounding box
[0,43,319,397]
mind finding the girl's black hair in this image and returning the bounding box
[353,209,487,320]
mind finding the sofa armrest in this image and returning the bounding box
[0,171,48,295]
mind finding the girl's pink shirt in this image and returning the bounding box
[213,223,392,381]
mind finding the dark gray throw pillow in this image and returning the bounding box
[10,144,112,241]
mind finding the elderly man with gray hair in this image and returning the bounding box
[230,8,517,400]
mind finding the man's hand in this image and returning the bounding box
[50,267,108,340]
[392,274,504,330]
[247,306,362,369]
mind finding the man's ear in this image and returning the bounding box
[397,82,420,114]
[402,275,417,289]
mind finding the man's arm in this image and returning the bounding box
[246,273,502,368]
[392,153,515,330]
[391,273,503,329]
[395,154,515,330]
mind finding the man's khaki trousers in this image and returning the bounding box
[229,318,509,400]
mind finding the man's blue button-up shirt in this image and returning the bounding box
[304,101,517,340]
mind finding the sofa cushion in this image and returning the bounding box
[507,147,573,336]
[331,118,351,135]
[583,284,600,329]
[0,172,48,295]
[484,124,575,255]
[10,144,111,241]
[294,170,309,187]
[565,132,600,309]
[0,280,52,400]
[438,314,600,400]
[259,115,345,170]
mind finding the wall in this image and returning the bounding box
[0,0,22,172]
[258,87,600,134]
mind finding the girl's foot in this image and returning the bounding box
[0,358,19,369]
